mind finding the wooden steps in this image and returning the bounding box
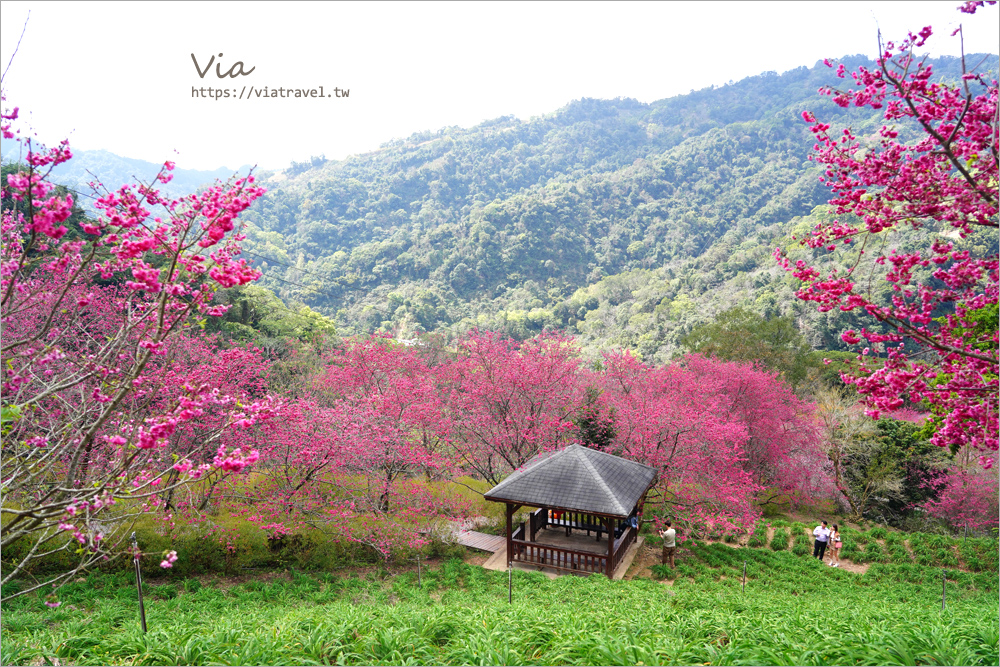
[455,530,504,553]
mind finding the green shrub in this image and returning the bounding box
[791,542,811,557]
[935,548,959,567]
[792,524,813,556]
[926,534,952,550]
[674,563,698,579]
[887,544,912,565]
[149,584,178,600]
[958,538,996,572]
[963,557,985,572]
[840,527,866,546]
[0,580,22,599]
[857,541,887,564]
[425,540,470,561]
[866,526,888,540]
[747,525,767,549]
[840,543,862,561]
[975,539,999,570]
[20,560,960,667]
[650,564,675,580]
[761,503,787,518]
[792,530,811,548]
[769,528,789,551]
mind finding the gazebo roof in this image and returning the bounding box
[483,444,657,518]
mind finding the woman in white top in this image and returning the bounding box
[828,525,842,567]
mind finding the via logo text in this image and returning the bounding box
[191,53,255,79]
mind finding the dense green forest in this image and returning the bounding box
[229,53,996,361]
[4,54,994,362]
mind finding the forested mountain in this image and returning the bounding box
[15,54,995,362]
[0,144,253,208]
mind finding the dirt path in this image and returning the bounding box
[625,543,662,579]
[828,559,869,574]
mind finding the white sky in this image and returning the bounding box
[1,1,997,171]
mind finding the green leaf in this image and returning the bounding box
[1,404,22,424]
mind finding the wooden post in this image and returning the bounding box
[130,532,147,634]
[606,516,613,579]
[505,503,513,567]
[742,560,747,594]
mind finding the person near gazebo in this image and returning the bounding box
[659,521,676,568]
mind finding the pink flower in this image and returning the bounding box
[159,550,178,568]
[841,330,862,345]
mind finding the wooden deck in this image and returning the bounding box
[454,530,505,553]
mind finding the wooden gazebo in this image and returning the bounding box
[484,444,657,579]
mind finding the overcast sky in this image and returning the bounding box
[1,1,997,171]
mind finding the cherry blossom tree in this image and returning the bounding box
[0,99,274,601]
[443,331,585,484]
[311,335,451,514]
[919,426,999,533]
[683,355,827,508]
[149,341,275,514]
[778,2,998,466]
[599,351,758,537]
[920,464,999,533]
[597,353,822,537]
[229,337,463,560]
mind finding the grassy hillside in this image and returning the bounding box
[2,547,996,666]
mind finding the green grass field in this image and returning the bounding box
[2,540,997,666]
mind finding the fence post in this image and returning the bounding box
[508,565,512,604]
[416,556,422,588]
[941,569,946,611]
[742,560,747,594]
[131,532,147,634]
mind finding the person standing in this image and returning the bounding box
[828,525,842,567]
[813,520,830,560]
[659,521,677,568]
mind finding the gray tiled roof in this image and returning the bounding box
[483,444,657,517]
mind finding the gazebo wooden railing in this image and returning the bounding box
[511,537,611,574]
[508,508,638,577]
[544,509,615,540]
[610,525,637,573]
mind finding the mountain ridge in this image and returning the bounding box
[5,53,995,361]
